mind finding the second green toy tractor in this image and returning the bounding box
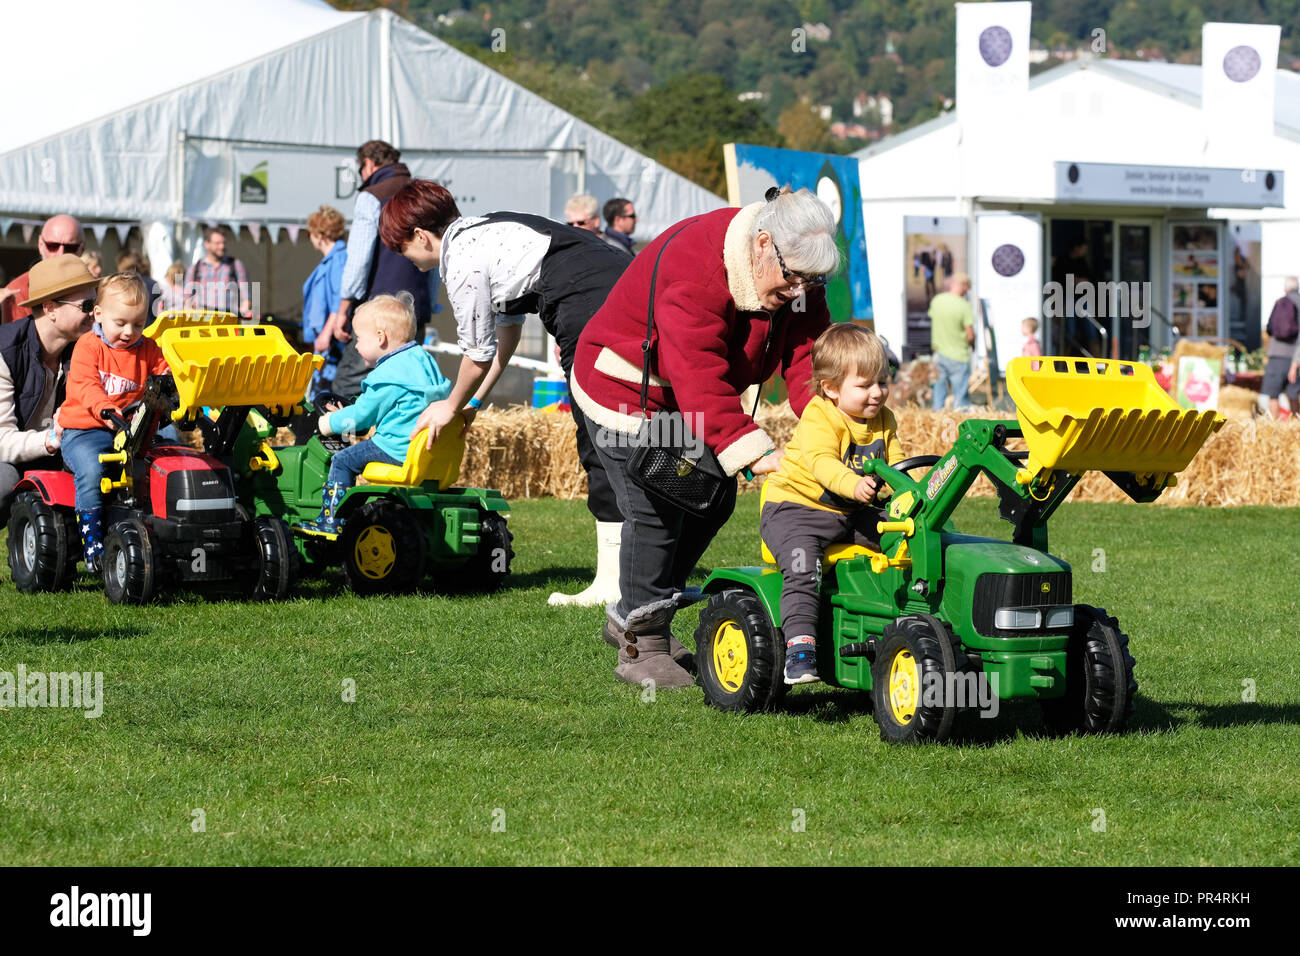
[693,357,1224,743]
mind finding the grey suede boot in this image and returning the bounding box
[615,631,695,688]
[602,613,695,675]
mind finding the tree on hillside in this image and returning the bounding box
[624,73,782,156]
[777,103,833,152]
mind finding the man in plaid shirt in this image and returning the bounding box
[186,226,252,318]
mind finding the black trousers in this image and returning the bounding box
[535,241,628,524]
[584,414,737,621]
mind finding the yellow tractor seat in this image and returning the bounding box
[361,419,466,489]
[758,480,886,567]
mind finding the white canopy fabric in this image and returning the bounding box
[0,0,723,248]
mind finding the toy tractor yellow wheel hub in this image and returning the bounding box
[354,526,396,580]
[711,621,748,693]
[888,650,919,724]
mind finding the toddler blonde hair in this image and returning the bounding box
[810,323,887,398]
[356,292,416,344]
[1022,316,1039,334]
[97,272,149,315]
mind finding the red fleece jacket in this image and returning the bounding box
[58,329,169,431]
[571,206,830,476]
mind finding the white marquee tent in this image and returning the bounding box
[0,0,724,288]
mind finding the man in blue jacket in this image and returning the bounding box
[327,140,440,401]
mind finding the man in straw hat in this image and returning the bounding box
[0,255,97,521]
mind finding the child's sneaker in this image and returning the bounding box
[784,637,820,685]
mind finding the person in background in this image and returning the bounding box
[80,251,103,279]
[158,261,187,313]
[0,256,97,522]
[2,214,86,324]
[116,250,161,318]
[1021,316,1042,358]
[602,197,636,255]
[1262,276,1300,419]
[186,226,252,318]
[302,205,349,398]
[328,140,438,401]
[928,272,975,410]
[567,194,630,257]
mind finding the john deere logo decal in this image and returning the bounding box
[240,161,268,204]
[1041,582,1051,593]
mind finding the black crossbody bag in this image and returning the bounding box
[626,224,760,515]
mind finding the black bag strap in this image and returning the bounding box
[639,221,695,414]
[639,218,763,420]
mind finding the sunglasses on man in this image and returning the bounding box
[42,237,84,254]
[54,297,96,314]
[569,216,597,227]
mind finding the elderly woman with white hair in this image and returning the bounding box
[571,186,840,688]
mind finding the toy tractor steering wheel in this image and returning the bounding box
[889,454,942,474]
[313,391,345,413]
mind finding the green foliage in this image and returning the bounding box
[333,1,1299,193]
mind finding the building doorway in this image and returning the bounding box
[1046,217,1156,359]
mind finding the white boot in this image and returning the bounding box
[549,520,623,607]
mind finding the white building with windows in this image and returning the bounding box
[854,57,1300,367]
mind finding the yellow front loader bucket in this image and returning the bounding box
[158,325,321,419]
[361,420,466,490]
[144,309,240,341]
[1005,356,1224,486]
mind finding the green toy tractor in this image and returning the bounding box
[231,407,511,595]
[693,357,1224,743]
[151,316,511,596]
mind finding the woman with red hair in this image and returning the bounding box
[381,179,632,607]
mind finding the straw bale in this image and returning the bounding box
[197,401,1298,508]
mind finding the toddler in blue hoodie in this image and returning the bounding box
[298,293,451,535]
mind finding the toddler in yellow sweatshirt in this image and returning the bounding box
[760,323,904,684]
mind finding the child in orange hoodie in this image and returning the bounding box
[58,273,170,572]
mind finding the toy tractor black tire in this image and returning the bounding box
[872,615,964,743]
[695,587,788,713]
[341,498,428,595]
[7,492,78,593]
[102,518,159,606]
[247,516,298,601]
[433,511,514,594]
[1040,605,1137,736]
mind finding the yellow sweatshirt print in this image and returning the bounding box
[764,395,904,514]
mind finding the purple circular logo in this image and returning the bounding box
[991,244,1025,277]
[1223,45,1261,83]
[979,26,1013,67]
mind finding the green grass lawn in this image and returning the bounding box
[1,493,1297,866]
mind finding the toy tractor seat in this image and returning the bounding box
[361,419,466,490]
[757,480,886,568]
[1005,356,1224,491]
